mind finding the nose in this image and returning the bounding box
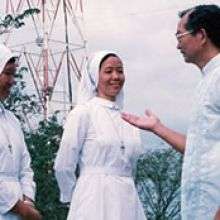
[177,41,181,50]
[112,70,120,79]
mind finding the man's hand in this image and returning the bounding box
[122,109,186,153]
[11,200,42,220]
[121,110,160,131]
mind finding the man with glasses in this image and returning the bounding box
[0,44,42,220]
[122,4,220,220]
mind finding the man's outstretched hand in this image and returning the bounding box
[121,110,160,132]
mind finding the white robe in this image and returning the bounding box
[0,107,35,220]
[54,97,147,220]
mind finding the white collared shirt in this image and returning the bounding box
[181,54,220,220]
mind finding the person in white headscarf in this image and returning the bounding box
[0,44,42,220]
[54,50,147,220]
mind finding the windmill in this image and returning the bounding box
[1,0,87,118]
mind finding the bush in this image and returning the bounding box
[25,115,68,220]
[135,149,182,220]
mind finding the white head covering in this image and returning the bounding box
[77,50,124,108]
[0,44,16,75]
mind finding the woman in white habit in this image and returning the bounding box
[54,50,147,220]
[0,44,41,220]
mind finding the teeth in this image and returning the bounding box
[110,83,120,85]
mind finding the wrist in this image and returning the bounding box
[152,120,163,134]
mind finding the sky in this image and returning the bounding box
[1,0,220,146]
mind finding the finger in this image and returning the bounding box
[144,109,151,116]
[145,109,156,118]
[121,112,132,120]
[121,112,129,117]
[121,113,136,125]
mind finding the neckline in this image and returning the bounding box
[201,53,220,76]
[92,96,120,110]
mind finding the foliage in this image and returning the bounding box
[25,114,68,220]
[4,67,41,130]
[0,8,40,34]
[135,148,182,220]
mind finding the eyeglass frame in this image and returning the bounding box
[175,30,193,40]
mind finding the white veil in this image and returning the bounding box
[77,50,124,108]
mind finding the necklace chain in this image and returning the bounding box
[102,107,125,154]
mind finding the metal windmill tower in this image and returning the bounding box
[2,0,87,118]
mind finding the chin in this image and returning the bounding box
[183,56,191,63]
[2,92,10,99]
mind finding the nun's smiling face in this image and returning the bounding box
[97,55,125,101]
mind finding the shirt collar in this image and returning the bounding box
[91,97,121,110]
[202,53,220,76]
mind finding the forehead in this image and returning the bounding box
[101,56,123,67]
[177,13,189,32]
[2,62,17,73]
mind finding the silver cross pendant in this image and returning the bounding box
[120,145,125,154]
[8,144,12,153]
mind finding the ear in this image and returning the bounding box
[198,28,208,45]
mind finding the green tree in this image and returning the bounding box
[135,148,182,220]
[25,115,68,220]
[4,67,41,130]
[0,8,40,34]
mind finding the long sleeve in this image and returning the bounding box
[211,71,220,108]
[54,105,89,203]
[19,134,36,201]
[0,182,21,214]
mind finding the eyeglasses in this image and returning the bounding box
[175,30,193,40]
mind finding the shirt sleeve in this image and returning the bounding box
[54,105,89,203]
[0,182,21,214]
[19,134,36,201]
[211,72,220,109]
[11,114,36,202]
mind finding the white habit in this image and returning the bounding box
[54,97,147,220]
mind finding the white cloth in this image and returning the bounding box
[182,54,220,220]
[0,44,16,75]
[0,107,35,220]
[54,97,147,220]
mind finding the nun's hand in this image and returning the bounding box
[11,200,42,220]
